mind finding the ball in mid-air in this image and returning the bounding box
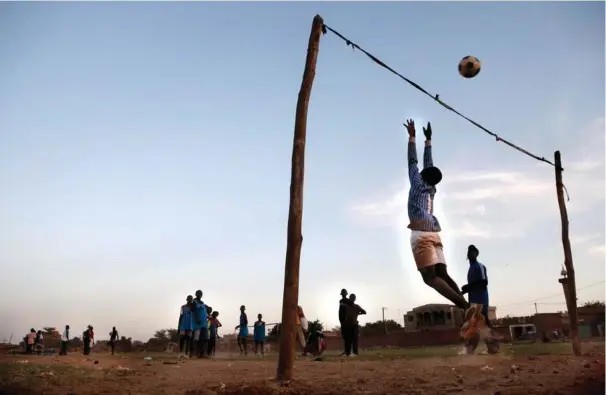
[458,55,481,78]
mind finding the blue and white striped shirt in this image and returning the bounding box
[407,138,441,232]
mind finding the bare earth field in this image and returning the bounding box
[0,342,604,395]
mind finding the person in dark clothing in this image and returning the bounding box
[343,294,366,357]
[109,327,119,355]
[83,326,92,355]
[60,325,70,356]
[338,288,352,356]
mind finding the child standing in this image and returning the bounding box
[207,311,222,357]
[235,305,249,356]
[178,295,195,359]
[26,329,36,354]
[253,314,266,356]
[60,325,70,356]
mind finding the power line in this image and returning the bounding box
[496,280,605,308]
[321,23,558,169]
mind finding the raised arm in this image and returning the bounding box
[422,122,433,169]
[405,120,423,185]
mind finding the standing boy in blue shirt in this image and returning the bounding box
[235,305,249,356]
[177,295,194,359]
[462,245,499,354]
[253,314,266,356]
[207,311,222,357]
[192,290,209,358]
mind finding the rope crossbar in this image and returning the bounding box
[321,23,557,169]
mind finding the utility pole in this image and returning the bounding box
[554,151,581,356]
[534,303,538,314]
[276,14,324,381]
[382,307,388,334]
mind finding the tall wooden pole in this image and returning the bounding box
[276,14,324,381]
[554,151,581,356]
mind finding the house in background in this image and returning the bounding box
[404,304,497,332]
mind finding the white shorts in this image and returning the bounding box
[410,230,445,269]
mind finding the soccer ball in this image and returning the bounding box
[458,56,481,79]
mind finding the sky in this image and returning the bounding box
[0,2,604,343]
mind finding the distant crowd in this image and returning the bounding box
[22,325,121,356]
[19,288,369,360]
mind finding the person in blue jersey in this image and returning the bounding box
[253,314,266,356]
[207,311,222,357]
[235,305,249,356]
[462,245,500,354]
[192,290,209,358]
[404,119,473,322]
[177,295,195,359]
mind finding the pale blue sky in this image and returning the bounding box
[1,2,604,342]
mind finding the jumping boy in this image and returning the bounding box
[235,305,249,356]
[405,119,478,328]
[207,311,221,357]
[178,295,195,359]
[253,314,266,356]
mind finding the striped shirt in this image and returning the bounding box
[407,138,441,232]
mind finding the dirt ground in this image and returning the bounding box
[0,344,604,395]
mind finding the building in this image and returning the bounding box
[404,303,497,331]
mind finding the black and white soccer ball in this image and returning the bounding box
[458,55,481,79]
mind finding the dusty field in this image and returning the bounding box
[0,342,604,395]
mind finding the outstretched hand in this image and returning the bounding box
[404,119,415,137]
[423,122,432,140]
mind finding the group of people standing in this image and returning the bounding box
[338,289,366,357]
[177,290,222,359]
[235,305,268,356]
[23,329,44,354]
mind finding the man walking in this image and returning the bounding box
[109,327,119,355]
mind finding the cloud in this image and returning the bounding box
[348,116,604,243]
[588,244,605,256]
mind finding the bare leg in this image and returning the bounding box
[420,265,469,309]
[435,263,464,295]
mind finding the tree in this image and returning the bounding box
[269,324,281,339]
[307,319,323,333]
[166,329,179,342]
[153,330,168,341]
[582,301,605,308]
[360,320,402,337]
